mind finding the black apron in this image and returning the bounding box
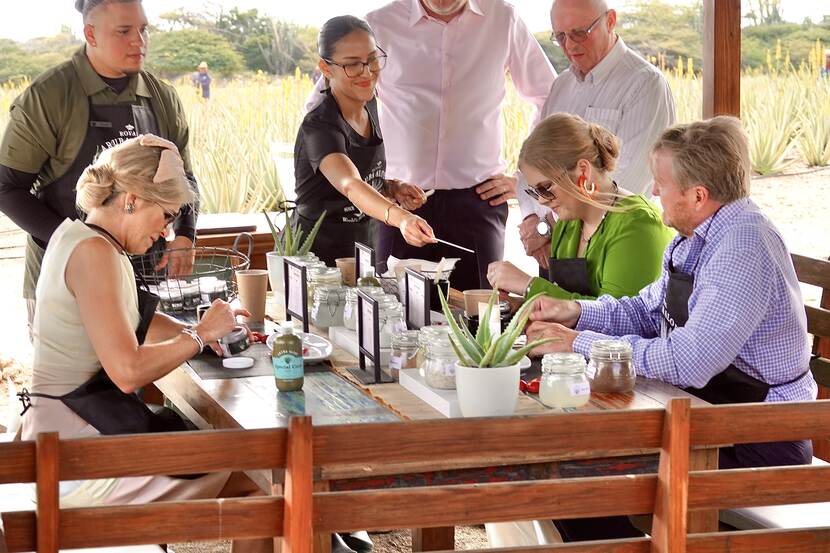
[547,223,593,297]
[34,99,164,257]
[18,225,194,436]
[661,236,807,404]
[296,95,385,267]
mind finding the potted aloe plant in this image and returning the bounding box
[264,205,326,302]
[438,288,555,417]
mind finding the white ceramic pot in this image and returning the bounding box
[266,252,286,305]
[454,362,521,418]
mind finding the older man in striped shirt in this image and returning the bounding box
[517,0,676,270]
[526,116,817,542]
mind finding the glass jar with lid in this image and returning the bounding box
[388,330,420,379]
[540,353,591,409]
[377,296,406,348]
[416,325,447,368]
[421,326,457,389]
[310,285,346,329]
[587,340,636,393]
[343,286,384,331]
[307,267,342,301]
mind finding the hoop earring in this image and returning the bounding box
[125,203,135,214]
[577,175,596,196]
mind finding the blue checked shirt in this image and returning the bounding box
[573,198,817,402]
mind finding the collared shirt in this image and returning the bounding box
[518,37,675,217]
[572,198,817,403]
[364,0,555,189]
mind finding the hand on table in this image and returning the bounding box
[526,321,578,356]
[487,261,532,295]
[529,295,582,329]
[194,300,251,355]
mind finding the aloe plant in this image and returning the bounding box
[264,206,326,256]
[438,288,556,368]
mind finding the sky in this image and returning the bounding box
[0,0,827,42]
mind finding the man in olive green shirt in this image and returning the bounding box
[0,0,198,322]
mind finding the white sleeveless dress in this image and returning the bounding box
[22,219,229,507]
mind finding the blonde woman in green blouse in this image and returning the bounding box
[488,113,673,300]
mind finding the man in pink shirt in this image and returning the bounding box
[366,0,556,290]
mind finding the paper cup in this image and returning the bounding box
[336,257,357,286]
[463,289,494,317]
[236,269,269,323]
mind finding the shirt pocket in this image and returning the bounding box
[585,106,623,135]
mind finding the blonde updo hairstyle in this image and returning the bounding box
[75,137,196,214]
[519,112,624,210]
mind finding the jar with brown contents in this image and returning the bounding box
[587,340,636,393]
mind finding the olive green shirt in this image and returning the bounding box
[527,195,674,301]
[0,47,197,299]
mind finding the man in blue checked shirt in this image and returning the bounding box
[528,115,817,466]
[526,115,818,543]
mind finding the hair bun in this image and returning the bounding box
[587,123,620,173]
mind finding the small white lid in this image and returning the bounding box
[280,321,295,333]
[223,356,254,369]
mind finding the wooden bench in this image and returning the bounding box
[5,398,830,553]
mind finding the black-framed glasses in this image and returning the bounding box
[550,11,608,46]
[152,200,178,224]
[524,180,557,202]
[324,48,388,78]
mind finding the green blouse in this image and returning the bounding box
[526,195,674,300]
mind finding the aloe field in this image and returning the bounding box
[1,44,828,214]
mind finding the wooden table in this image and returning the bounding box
[156,304,718,550]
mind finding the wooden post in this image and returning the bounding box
[651,398,690,553]
[284,417,314,553]
[36,432,60,553]
[703,0,741,118]
[412,527,454,552]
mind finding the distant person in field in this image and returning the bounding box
[196,61,211,99]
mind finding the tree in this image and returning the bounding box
[147,29,243,77]
[616,0,703,69]
[745,0,783,27]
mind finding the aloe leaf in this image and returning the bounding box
[284,212,294,255]
[499,338,559,367]
[455,313,484,363]
[298,210,327,255]
[437,287,483,364]
[488,294,544,366]
[263,211,280,248]
[474,289,498,347]
[294,229,306,253]
[447,334,475,368]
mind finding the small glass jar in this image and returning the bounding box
[587,340,636,393]
[540,353,591,409]
[310,285,346,329]
[388,330,420,379]
[343,286,384,331]
[422,329,458,389]
[416,325,447,369]
[308,267,342,301]
[198,277,228,304]
[181,281,201,310]
[158,282,183,312]
[377,296,406,349]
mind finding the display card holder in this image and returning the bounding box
[355,242,376,279]
[283,257,309,333]
[348,290,394,384]
[404,268,431,330]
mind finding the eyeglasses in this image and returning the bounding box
[550,11,608,47]
[324,48,388,78]
[152,200,178,224]
[524,180,557,202]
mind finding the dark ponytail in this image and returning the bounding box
[318,15,375,59]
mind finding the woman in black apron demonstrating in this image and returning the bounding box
[18,136,271,552]
[293,16,434,267]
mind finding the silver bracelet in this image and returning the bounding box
[182,327,204,352]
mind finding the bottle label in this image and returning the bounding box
[273,353,304,380]
[388,354,403,371]
[569,381,591,397]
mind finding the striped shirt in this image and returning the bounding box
[518,36,675,217]
[573,198,817,403]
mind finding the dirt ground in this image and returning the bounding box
[1,166,828,551]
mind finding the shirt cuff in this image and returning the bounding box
[575,299,606,331]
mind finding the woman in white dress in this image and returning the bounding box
[21,135,270,553]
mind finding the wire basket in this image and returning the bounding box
[130,234,252,317]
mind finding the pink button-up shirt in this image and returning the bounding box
[364,0,555,190]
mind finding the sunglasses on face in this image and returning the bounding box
[151,200,178,224]
[524,180,557,202]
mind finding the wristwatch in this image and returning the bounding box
[536,219,552,239]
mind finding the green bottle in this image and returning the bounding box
[357,266,382,288]
[272,321,304,392]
